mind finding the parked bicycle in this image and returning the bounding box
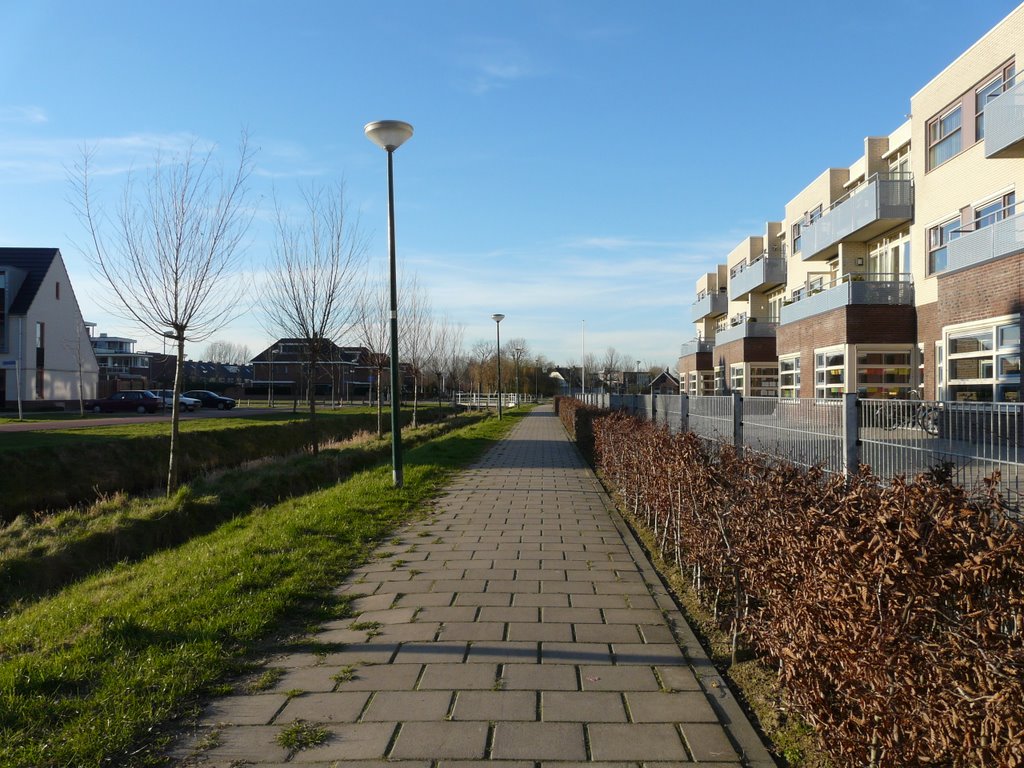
[871,392,940,435]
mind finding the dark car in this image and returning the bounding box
[88,390,162,414]
[183,390,237,410]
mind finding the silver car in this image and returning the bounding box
[153,389,201,412]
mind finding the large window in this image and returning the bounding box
[750,365,779,397]
[928,217,960,275]
[730,363,744,394]
[976,63,1016,139]
[791,222,801,253]
[946,319,1021,402]
[928,105,962,169]
[688,371,698,397]
[856,349,913,399]
[815,349,845,399]
[714,365,725,395]
[974,191,1016,231]
[780,356,800,399]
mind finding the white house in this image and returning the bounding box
[0,248,99,409]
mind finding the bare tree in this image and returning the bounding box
[506,337,530,400]
[355,270,392,437]
[399,274,432,428]
[601,346,627,393]
[262,184,366,454]
[72,135,254,493]
[204,340,252,364]
[62,320,91,416]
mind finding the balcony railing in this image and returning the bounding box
[800,173,914,260]
[780,272,914,325]
[679,339,714,357]
[945,210,1024,273]
[690,289,728,322]
[714,320,779,347]
[729,254,787,299]
[984,77,1024,158]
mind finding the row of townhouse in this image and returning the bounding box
[678,6,1023,405]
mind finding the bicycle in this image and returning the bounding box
[871,391,940,436]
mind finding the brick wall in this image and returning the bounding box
[777,306,918,397]
[917,302,940,399]
[937,252,1023,326]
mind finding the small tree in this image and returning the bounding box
[355,271,391,437]
[262,184,366,454]
[72,136,254,493]
[399,274,432,428]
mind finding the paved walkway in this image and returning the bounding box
[172,406,774,767]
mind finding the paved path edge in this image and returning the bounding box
[559,417,778,768]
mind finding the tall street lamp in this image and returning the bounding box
[512,345,524,407]
[492,313,505,418]
[364,119,414,488]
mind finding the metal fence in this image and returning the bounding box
[579,392,1022,513]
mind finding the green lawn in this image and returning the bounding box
[0,409,527,767]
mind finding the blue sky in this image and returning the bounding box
[1,0,1020,368]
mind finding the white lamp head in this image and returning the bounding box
[364,120,414,151]
[491,313,505,324]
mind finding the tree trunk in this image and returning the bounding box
[308,354,319,456]
[376,366,384,437]
[412,373,419,428]
[167,337,184,494]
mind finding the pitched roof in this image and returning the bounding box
[0,247,60,315]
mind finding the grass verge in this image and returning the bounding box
[0,414,482,608]
[0,408,527,767]
[0,408,448,522]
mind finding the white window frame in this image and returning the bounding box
[729,363,744,395]
[853,345,914,400]
[944,315,1021,402]
[779,354,801,399]
[814,346,845,400]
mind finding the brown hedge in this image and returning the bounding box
[575,403,1023,768]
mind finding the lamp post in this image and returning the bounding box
[491,313,505,418]
[636,360,641,394]
[512,345,524,407]
[364,119,414,488]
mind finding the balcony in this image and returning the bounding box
[690,290,728,322]
[714,319,779,347]
[945,211,1024,273]
[679,339,714,357]
[984,78,1024,158]
[780,273,914,325]
[729,254,786,300]
[800,173,914,261]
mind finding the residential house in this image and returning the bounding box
[0,248,98,409]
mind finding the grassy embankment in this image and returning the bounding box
[0,407,452,521]
[0,408,528,767]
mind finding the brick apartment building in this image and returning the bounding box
[679,6,1022,405]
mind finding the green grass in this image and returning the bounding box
[0,414,484,607]
[0,409,525,767]
[1,409,445,522]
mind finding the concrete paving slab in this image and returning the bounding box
[166,407,774,768]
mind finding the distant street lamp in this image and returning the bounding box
[364,119,414,488]
[269,345,278,408]
[636,360,641,394]
[492,313,505,418]
[512,345,524,406]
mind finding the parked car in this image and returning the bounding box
[87,390,162,414]
[153,389,202,412]
[183,390,237,410]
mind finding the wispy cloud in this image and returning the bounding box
[0,132,225,183]
[0,106,47,124]
[456,37,539,94]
